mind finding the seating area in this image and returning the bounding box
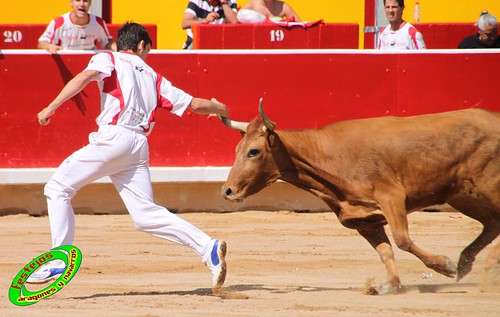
[0,22,479,50]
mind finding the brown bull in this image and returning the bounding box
[220,99,500,294]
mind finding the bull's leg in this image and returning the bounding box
[376,189,457,278]
[456,225,499,281]
[448,200,500,281]
[357,227,401,294]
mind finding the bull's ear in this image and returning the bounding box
[267,131,277,147]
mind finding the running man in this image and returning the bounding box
[28,22,227,290]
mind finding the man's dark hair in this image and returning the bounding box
[116,22,153,52]
[383,0,405,8]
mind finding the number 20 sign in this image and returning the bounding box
[3,30,23,43]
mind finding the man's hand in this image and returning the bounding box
[38,106,55,125]
[204,12,220,23]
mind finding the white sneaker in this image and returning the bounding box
[26,260,66,284]
[206,240,227,290]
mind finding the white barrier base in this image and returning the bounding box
[0,167,231,184]
[0,167,330,215]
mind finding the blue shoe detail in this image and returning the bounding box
[48,267,66,276]
[211,240,220,266]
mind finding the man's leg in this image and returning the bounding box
[110,164,227,288]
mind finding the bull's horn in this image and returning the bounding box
[218,115,249,133]
[258,98,276,131]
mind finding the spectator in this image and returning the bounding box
[238,0,301,23]
[38,0,116,54]
[377,0,426,50]
[29,22,228,290]
[458,11,500,48]
[181,0,239,49]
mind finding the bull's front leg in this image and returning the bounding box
[337,202,402,294]
[376,188,457,278]
[357,227,402,295]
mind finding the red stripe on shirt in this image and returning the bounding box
[155,72,174,111]
[102,52,125,125]
[52,16,65,45]
[408,26,420,49]
[95,16,111,37]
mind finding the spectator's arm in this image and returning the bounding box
[221,2,239,24]
[283,4,301,22]
[38,41,62,54]
[182,12,220,29]
[105,40,117,51]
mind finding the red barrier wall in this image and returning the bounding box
[415,23,477,49]
[1,50,499,168]
[0,24,158,49]
[192,23,359,49]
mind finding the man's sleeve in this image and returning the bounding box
[157,75,193,117]
[84,52,115,81]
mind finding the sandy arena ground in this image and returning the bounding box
[1,210,498,317]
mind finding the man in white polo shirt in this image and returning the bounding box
[38,0,116,54]
[377,0,426,50]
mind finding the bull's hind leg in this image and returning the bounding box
[357,227,401,294]
[448,199,500,281]
[376,188,457,278]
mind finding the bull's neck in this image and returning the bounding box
[275,131,353,204]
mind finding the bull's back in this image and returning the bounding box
[282,108,499,203]
[320,109,499,155]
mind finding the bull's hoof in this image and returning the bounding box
[429,256,457,278]
[456,255,474,281]
[366,283,402,295]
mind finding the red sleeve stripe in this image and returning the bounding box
[101,53,124,125]
[52,16,65,45]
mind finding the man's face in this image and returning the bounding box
[479,24,499,46]
[384,0,404,24]
[137,42,151,61]
[71,0,91,18]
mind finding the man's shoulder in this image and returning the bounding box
[458,35,481,48]
[50,12,71,28]
[378,25,390,35]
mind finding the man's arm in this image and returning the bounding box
[182,12,221,30]
[38,41,62,54]
[283,3,301,22]
[38,70,101,125]
[189,98,228,117]
[221,1,239,24]
[105,40,117,51]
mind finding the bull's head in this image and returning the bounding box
[220,99,283,202]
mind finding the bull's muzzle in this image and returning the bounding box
[221,186,242,202]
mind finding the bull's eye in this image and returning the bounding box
[248,149,260,158]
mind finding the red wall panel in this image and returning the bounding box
[415,23,476,49]
[0,50,499,168]
[193,23,359,49]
